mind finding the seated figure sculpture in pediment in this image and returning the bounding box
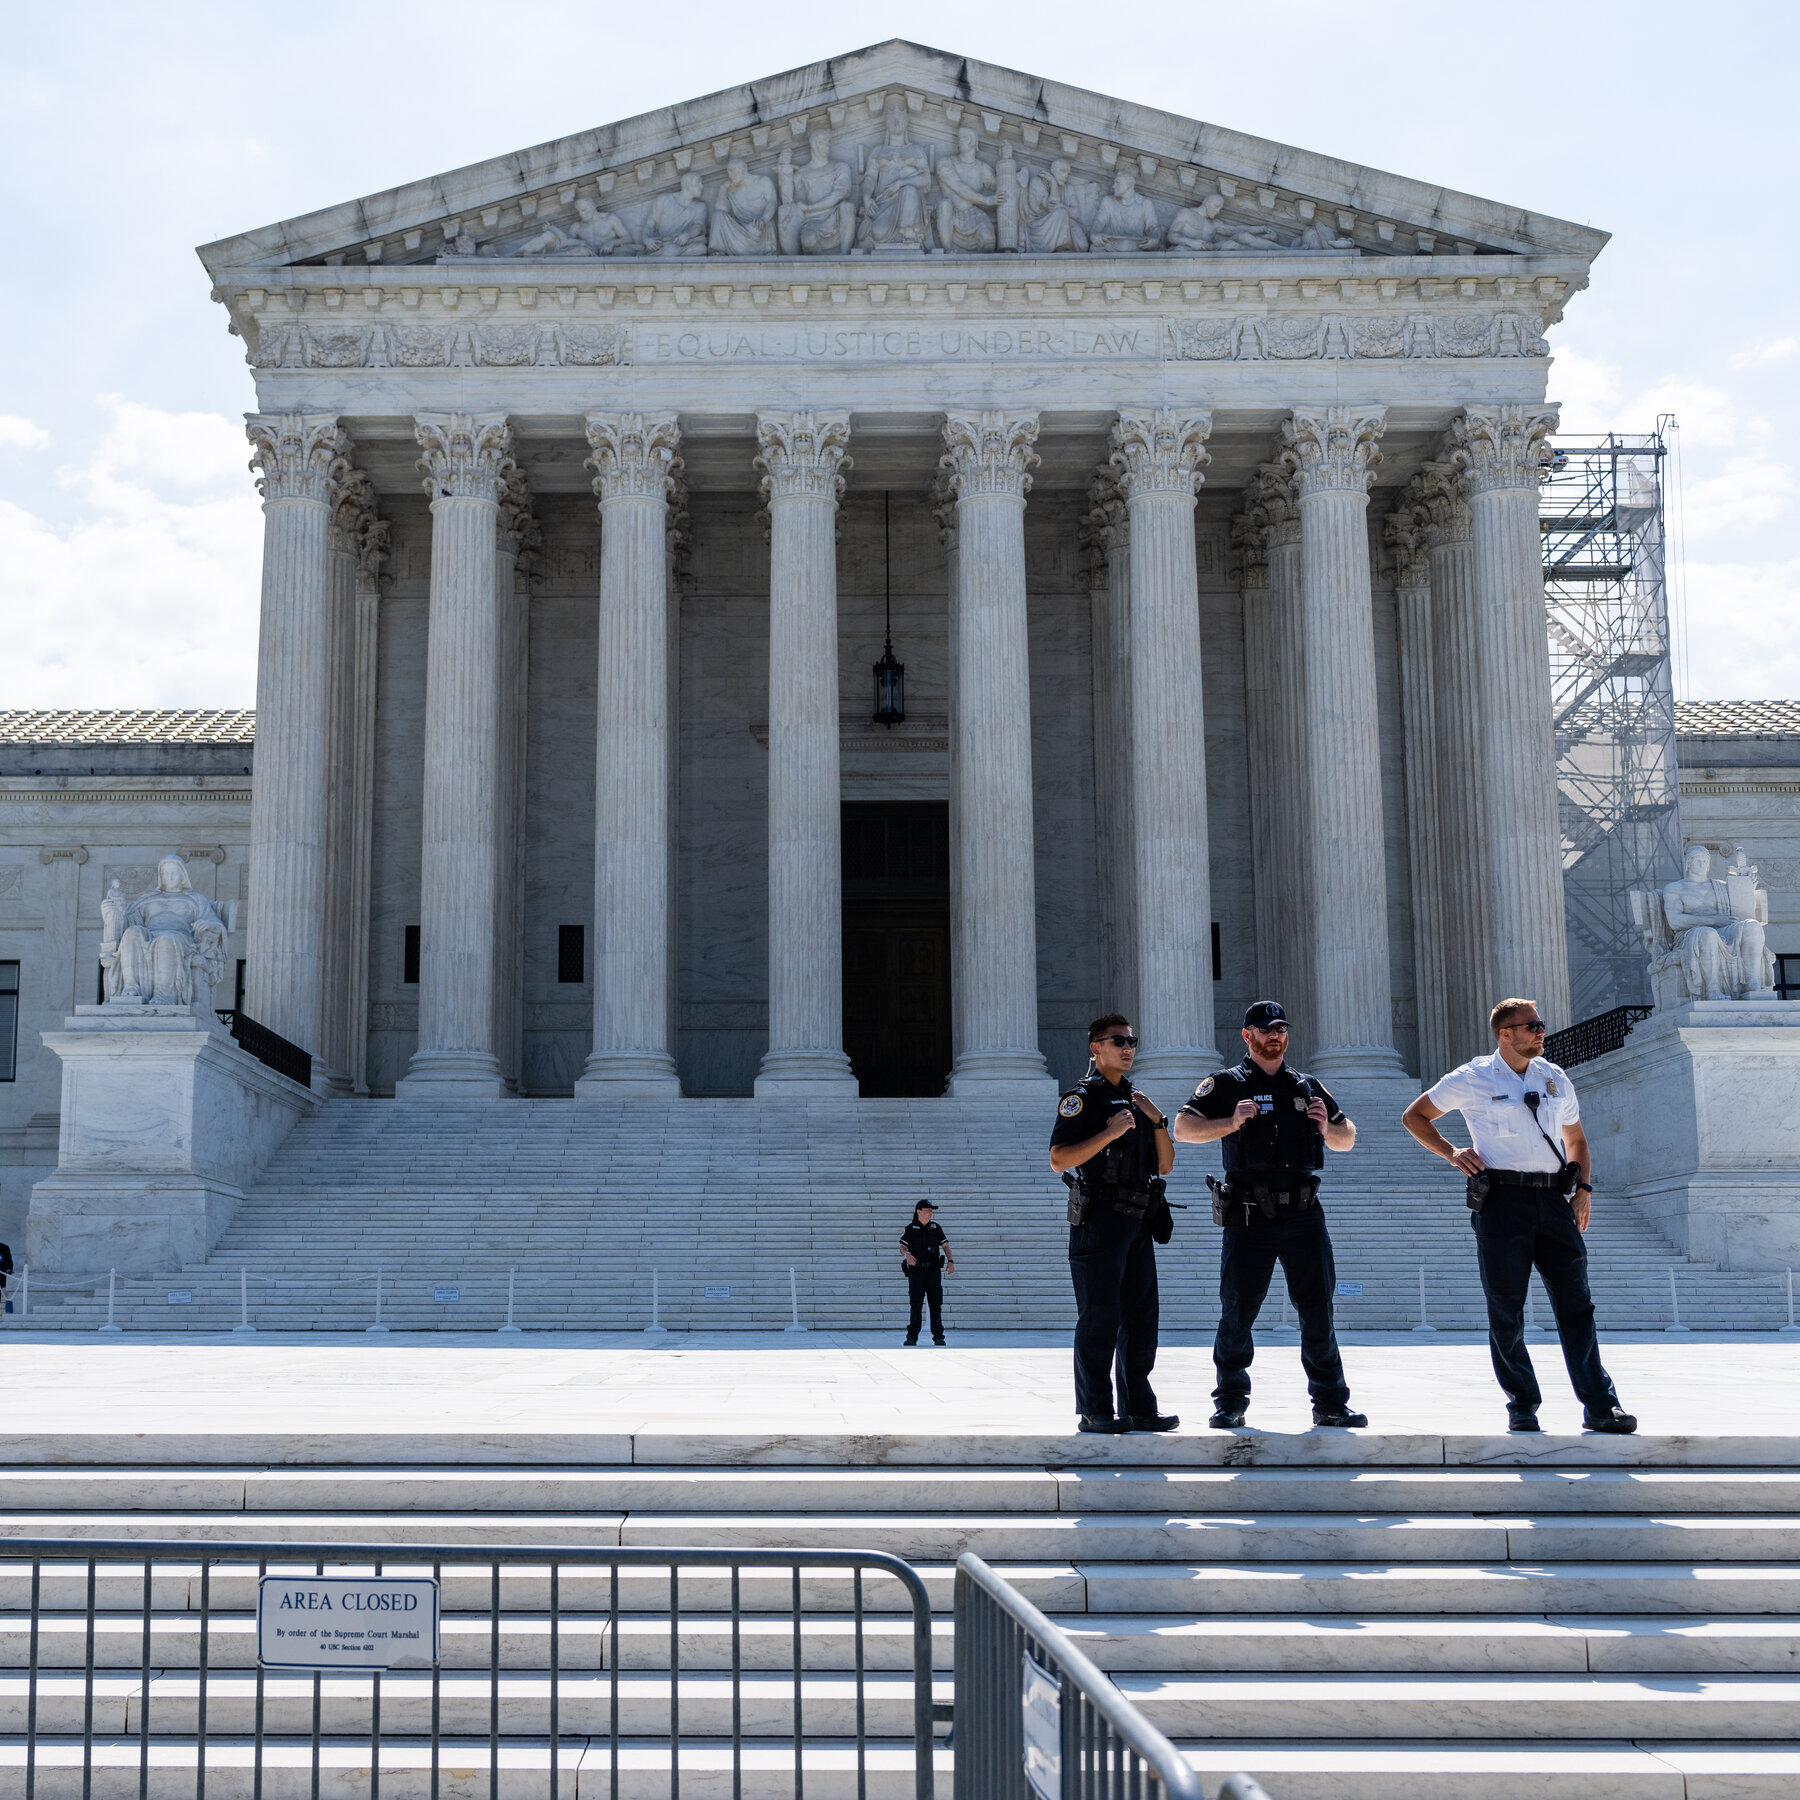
[1018,158,1089,252]
[709,158,779,256]
[777,133,856,256]
[1088,169,1162,254]
[642,174,711,258]
[517,195,639,258]
[1633,843,1778,1006]
[1166,192,1283,253]
[935,125,1010,254]
[100,856,232,1014]
[856,111,932,252]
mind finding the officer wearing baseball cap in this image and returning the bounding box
[1174,1000,1367,1431]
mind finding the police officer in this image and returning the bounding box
[899,1201,953,1345]
[1049,1014,1180,1435]
[1174,1000,1367,1430]
[1402,996,1638,1434]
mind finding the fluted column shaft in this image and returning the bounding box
[1265,517,1316,1057]
[1389,497,1450,1083]
[245,413,344,1063]
[1461,405,1571,1027]
[578,415,683,1095]
[399,412,513,1098]
[344,527,384,1097]
[493,471,535,1094]
[1113,409,1217,1092]
[1236,534,1277,1001]
[754,412,858,1095]
[1284,406,1404,1077]
[941,411,1054,1096]
[1086,474,1136,1021]
[1421,458,1490,1063]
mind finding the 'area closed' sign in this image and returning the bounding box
[258,1576,440,1670]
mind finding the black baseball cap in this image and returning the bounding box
[913,1200,936,1212]
[1243,1000,1288,1029]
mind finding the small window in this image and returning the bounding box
[558,925,585,985]
[1778,954,1800,1001]
[1211,922,1222,983]
[403,926,421,985]
[0,962,17,1082]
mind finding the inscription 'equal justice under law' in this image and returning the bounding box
[641,323,1156,363]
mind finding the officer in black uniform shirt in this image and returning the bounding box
[1175,1000,1367,1431]
[1048,1014,1180,1435]
[899,1201,953,1345]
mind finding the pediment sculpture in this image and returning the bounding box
[99,855,236,1015]
[1631,844,1778,1007]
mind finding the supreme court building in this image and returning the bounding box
[195,40,1598,1106]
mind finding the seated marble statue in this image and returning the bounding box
[856,112,931,251]
[641,174,710,258]
[516,195,638,257]
[1648,843,1778,1002]
[1297,216,1358,250]
[1088,170,1162,253]
[1018,158,1089,252]
[935,125,1003,254]
[709,158,778,256]
[1166,191,1282,252]
[100,856,231,1013]
[776,134,856,256]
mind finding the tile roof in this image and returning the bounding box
[1675,700,1800,736]
[0,710,256,745]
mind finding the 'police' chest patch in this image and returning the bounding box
[1195,1076,1214,1097]
[1058,1094,1084,1118]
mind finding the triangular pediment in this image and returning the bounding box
[197,41,1606,277]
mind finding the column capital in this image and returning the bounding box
[332,468,389,584]
[247,413,348,505]
[1385,490,1434,586]
[1109,408,1213,500]
[415,412,514,504]
[1230,509,1268,589]
[498,465,539,567]
[1081,466,1127,589]
[940,410,1040,501]
[1415,458,1473,546]
[755,410,851,506]
[1241,460,1303,553]
[1450,403,1560,495]
[1281,405,1386,497]
[583,412,681,505]
[929,468,959,550]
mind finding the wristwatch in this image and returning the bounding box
[1150,1117,1169,1131]
[1575,1181,1593,1193]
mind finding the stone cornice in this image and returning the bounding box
[584,413,682,505]
[1282,405,1385,498]
[1110,408,1213,501]
[754,410,852,506]
[940,410,1040,500]
[414,412,514,503]
[246,413,346,504]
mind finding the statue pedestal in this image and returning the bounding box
[1577,1001,1800,1269]
[26,1006,320,1274]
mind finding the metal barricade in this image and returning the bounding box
[953,1552,1269,1800]
[6,1537,937,1798]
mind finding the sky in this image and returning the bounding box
[2,0,1794,709]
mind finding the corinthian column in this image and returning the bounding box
[345,498,387,1096]
[1282,406,1404,1077]
[1084,469,1136,1022]
[495,469,537,1094]
[753,411,858,1096]
[941,410,1054,1097]
[398,412,514,1099]
[1387,491,1451,1083]
[245,412,346,1064]
[1418,452,1490,1062]
[1455,403,1571,1027]
[579,413,683,1096]
[1111,408,1218,1092]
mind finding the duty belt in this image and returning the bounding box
[1105,1187,1155,1218]
[1482,1169,1565,1189]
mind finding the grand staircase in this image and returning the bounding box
[4,1431,1799,1796]
[18,1092,1793,1332]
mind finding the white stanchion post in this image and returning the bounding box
[366,1266,389,1334]
[644,1267,668,1336]
[498,1267,521,1335]
[1666,1265,1689,1333]
[231,1267,255,1335]
[99,1268,122,1334]
[784,1266,807,1334]
[1413,1265,1436,1333]
[1782,1269,1799,1334]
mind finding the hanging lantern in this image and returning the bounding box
[872,490,906,727]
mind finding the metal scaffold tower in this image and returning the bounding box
[1541,423,1683,1019]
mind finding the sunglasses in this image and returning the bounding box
[1507,1019,1547,1032]
[1094,1034,1139,1049]
[1249,1023,1289,1034]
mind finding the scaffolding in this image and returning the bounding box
[1541,424,1683,1019]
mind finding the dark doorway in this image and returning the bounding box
[842,802,952,1097]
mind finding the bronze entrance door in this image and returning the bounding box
[842,802,952,1097]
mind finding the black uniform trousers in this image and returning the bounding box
[905,1267,945,1343]
[1069,1205,1160,1420]
[1212,1202,1351,1410]
[1472,1182,1620,1416]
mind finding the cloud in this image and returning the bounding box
[0,400,262,708]
[1548,346,1744,448]
[1678,455,1800,540]
[1728,336,1799,370]
[1677,557,1800,701]
[0,414,51,450]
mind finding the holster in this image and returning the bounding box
[1063,1171,1090,1227]
[1465,1171,1490,1213]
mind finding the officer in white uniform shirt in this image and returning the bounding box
[1403,996,1637,1435]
